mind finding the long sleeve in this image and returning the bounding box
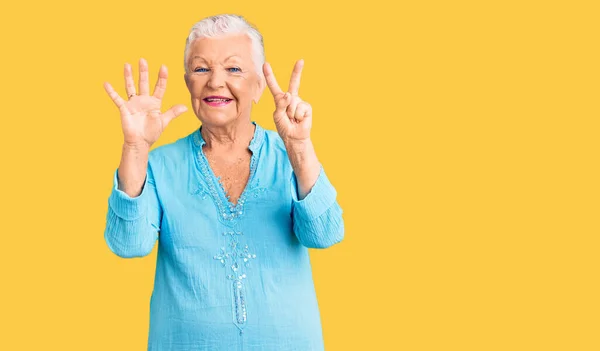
[291,166,344,249]
[104,162,162,258]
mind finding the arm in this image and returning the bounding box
[287,139,344,249]
[102,58,185,258]
[104,146,162,258]
[261,59,344,248]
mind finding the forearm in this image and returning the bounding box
[105,164,161,258]
[118,144,150,197]
[289,162,345,249]
[285,139,321,199]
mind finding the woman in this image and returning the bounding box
[103,14,344,351]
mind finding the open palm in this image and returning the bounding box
[103,58,187,149]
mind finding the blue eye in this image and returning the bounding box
[194,67,209,72]
[228,67,241,73]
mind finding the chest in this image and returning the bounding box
[204,149,252,205]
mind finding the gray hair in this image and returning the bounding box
[183,14,265,77]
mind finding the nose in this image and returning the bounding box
[207,69,226,89]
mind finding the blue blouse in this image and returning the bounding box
[104,122,344,350]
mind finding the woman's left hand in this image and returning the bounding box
[263,60,312,144]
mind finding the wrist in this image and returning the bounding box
[284,137,312,153]
[285,139,319,176]
[122,141,151,154]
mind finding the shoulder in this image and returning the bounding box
[258,127,293,176]
[261,128,288,155]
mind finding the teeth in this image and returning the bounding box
[206,98,230,102]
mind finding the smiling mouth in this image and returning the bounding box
[203,98,232,102]
[202,97,233,107]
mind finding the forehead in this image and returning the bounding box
[188,33,253,63]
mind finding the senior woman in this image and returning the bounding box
[102,14,344,351]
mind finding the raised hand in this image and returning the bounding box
[263,60,313,143]
[104,58,187,149]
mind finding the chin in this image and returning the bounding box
[196,111,239,126]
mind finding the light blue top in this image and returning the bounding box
[104,122,344,351]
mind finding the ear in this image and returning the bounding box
[184,73,189,88]
[252,75,266,104]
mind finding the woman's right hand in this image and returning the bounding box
[104,58,188,150]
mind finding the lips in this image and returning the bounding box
[203,96,233,107]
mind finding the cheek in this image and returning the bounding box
[229,78,254,102]
[189,79,207,95]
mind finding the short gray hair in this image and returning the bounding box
[183,14,265,77]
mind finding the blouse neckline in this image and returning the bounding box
[190,122,266,225]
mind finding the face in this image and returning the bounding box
[184,33,265,127]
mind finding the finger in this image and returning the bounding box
[124,63,136,98]
[153,64,168,100]
[288,59,304,95]
[275,92,292,113]
[139,58,150,95]
[263,62,284,97]
[294,102,311,122]
[104,82,127,111]
[161,104,188,126]
[286,96,300,120]
[273,93,291,124]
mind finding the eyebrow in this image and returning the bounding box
[191,55,241,63]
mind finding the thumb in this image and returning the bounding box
[162,104,188,126]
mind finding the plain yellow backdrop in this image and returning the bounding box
[1,0,599,350]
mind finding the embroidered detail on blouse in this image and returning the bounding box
[213,230,257,327]
[249,187,268,198]
[193,123,264,330]
[191,123,266,223]
[190,183,209,199]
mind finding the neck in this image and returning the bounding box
[201,120,255,152]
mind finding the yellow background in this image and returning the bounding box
[1,0,598,350]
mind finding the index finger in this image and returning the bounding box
[263,62,284,97]
[288,59,304,95]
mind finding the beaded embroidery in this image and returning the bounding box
[192,124,264,331]
[213,230,257,326]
